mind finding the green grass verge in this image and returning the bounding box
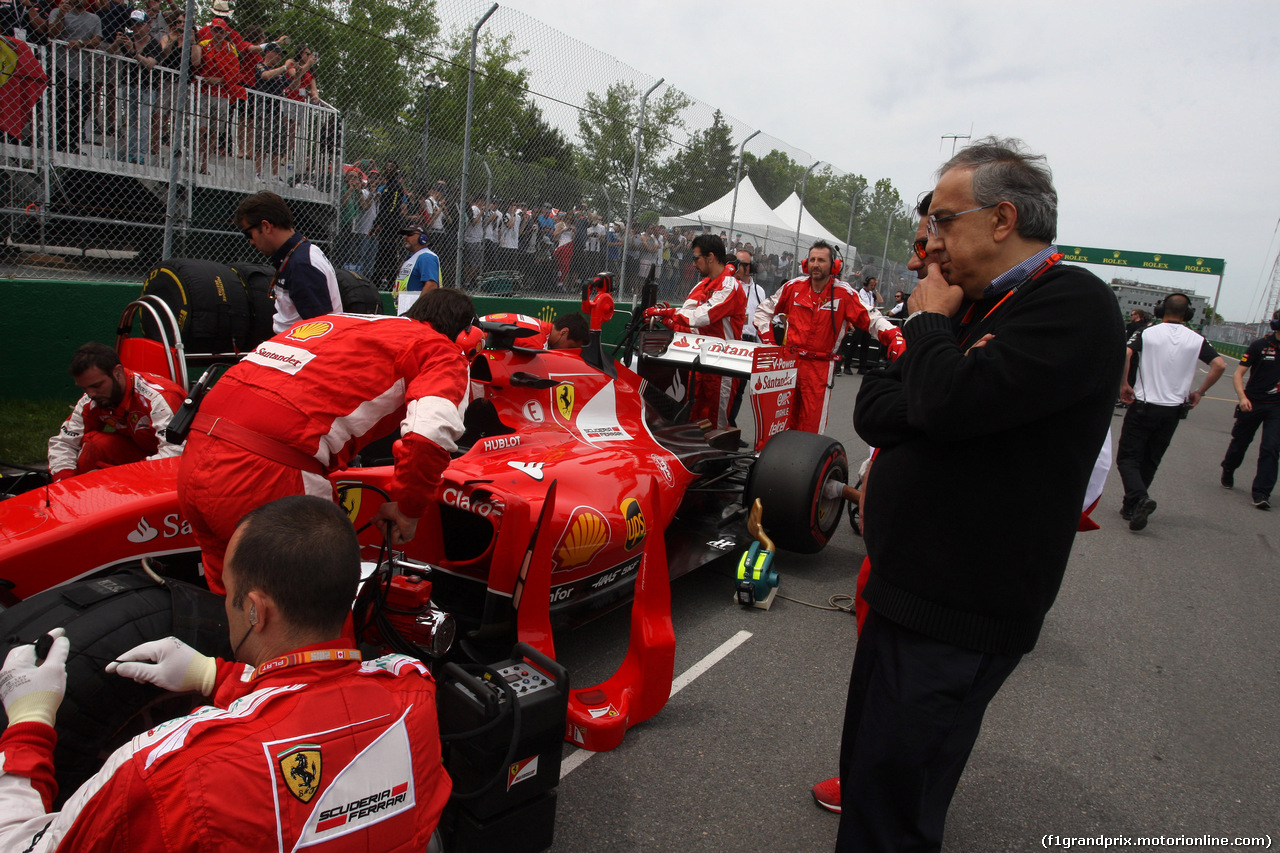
[0,399,72,467]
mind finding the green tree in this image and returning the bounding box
[741,149,805,209]
[852,178,913,271]
[575,81,691,208]
[658,109,736,215]
[424,32,541,162]
[239,0,439,125]
[805,168,869,248]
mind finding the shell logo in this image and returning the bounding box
[286,321,334,341]
[555,508,610,570]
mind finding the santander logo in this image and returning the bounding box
[128,517,159,543]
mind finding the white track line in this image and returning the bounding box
[560,630,754,779]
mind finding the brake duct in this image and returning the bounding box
[515,479,675,751]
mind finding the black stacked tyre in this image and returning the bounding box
[141,258,255,354]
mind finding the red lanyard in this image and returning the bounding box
[269,237,308,300]
[252,647,361,681]
[958,252,1063,347]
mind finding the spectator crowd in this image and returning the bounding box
[3,0,332,185]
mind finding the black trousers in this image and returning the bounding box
[1116,401,1182,508]
[1221,402,1280,501]
[837,610,1021,853]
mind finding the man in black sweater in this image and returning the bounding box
[835,138,1125,852]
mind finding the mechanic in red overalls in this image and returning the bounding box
[47,343,186,480]
[0,496,451,851]
[177,288,474,595]
[752,241,904,434]
[645,234,747,429]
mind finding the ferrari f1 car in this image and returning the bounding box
[0,277,848,753]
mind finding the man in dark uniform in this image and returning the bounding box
[1220,310,1280,508]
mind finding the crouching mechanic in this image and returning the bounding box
[48,342,186,480]
[644,234,747,429]
[0,495,451,851]
[753,240,904,434]
[178,287,475,595]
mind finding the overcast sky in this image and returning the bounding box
[493,0,1280,323]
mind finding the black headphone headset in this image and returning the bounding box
[1154,292,1195,323]
[1270,310,1280,332]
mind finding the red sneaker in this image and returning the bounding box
[812,776,841,813]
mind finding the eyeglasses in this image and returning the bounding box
[911,239,927,260]
[926,204,997,237]
[241,222,261,240]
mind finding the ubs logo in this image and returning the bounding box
[621,498,646,550]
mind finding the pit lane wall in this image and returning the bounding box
[0,280,634,401]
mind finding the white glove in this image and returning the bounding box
[0,628,69,727]
[106,637,216,697]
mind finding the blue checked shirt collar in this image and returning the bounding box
[985,244,1058,298]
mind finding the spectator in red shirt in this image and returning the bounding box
[195,17,244,173]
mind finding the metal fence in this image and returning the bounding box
[0,0,919,302]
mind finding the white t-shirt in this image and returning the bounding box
[499,212,521,250]
[464,205,483,244]
[354,190,377,236]
[1131,322,1217,406]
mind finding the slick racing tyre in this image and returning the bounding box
[745,430,847,553]
[0,570,230,807]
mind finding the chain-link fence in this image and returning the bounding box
[0,0,919,302]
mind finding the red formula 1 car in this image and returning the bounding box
[0,281,848,751]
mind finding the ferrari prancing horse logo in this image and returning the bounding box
[555,383,575,420]
[278,744,322,803]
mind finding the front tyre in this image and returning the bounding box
[745,430,847,553]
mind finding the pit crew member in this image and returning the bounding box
[238,190,341,334]
[645,233,746,429]
[47,342,185,480]
[177,287,474,594]
[0,495,451,851]
[753,240,904,434]
[394,224,440,314]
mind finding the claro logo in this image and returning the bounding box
[442,487,495,516]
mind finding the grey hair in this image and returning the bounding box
[937,136,1057,242]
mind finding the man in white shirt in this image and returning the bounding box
[1116,292,1226,530]
[498,202,521,271]
[463,194,484,286]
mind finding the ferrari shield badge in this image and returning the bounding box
[278,744,322,804]
[338,484,361,524]
[555,383,575,420]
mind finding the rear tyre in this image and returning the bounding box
[745,430,847,554]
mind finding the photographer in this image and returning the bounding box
[108,10,160,165]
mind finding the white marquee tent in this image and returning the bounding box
[772,192,851,260]
[658,178,833,257]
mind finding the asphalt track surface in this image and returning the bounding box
[545,364,1279,852]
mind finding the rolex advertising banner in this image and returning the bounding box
[1061,246,1224,276]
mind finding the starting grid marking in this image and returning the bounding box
[559,630,754,779]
